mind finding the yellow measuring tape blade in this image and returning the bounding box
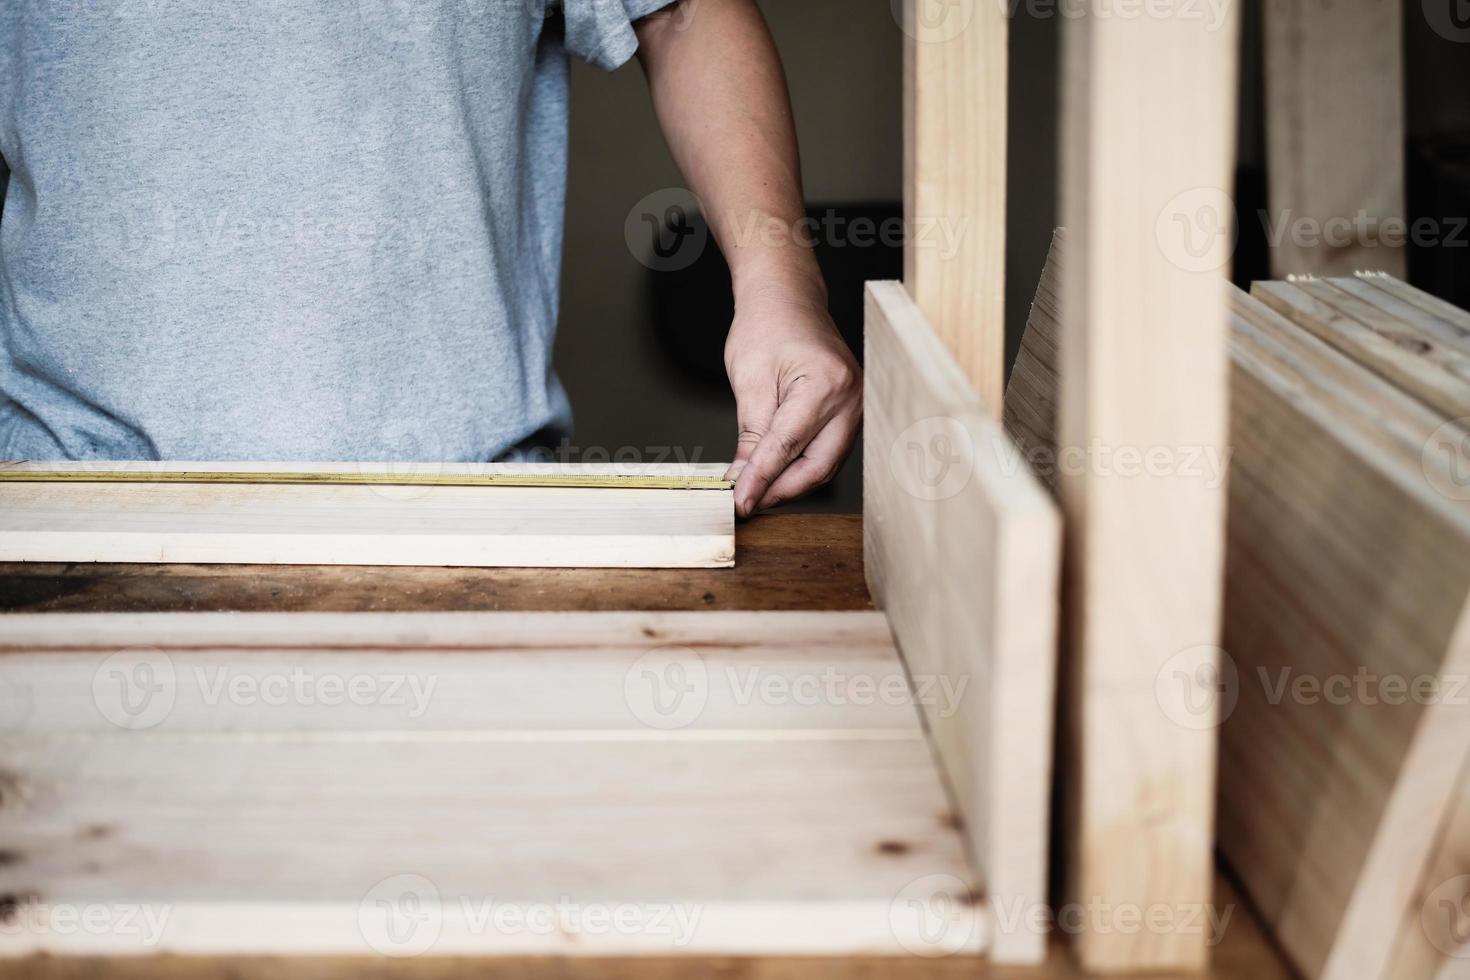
[0,470,733,491]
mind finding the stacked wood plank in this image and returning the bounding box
[1004,259,1470,980]
[1222,275,1470,980]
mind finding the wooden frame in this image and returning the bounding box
[864,280,1060,964]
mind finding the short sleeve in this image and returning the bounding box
[560,0,681,71]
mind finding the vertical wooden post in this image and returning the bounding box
[902,0,1008,417]
[1264,0,1406,277]
[1058,2,1239,972]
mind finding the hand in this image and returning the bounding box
[723,290,862,517]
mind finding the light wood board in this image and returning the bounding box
[0,611,985,957]
[1332,274,1470,359]
[0,461,734,569]
[1263,0,1406,277]
[1252,280,1470,421]
[1056,4,1239,971]
[863,280,1060,964]
[1352,272,1470,344]
[1220,289,1470,980]
[1384,761,1470,980]
[902,0,1007,416]
[1005,271,1470,979]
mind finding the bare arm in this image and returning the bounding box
[635,0,861,517]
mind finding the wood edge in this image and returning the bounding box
[864,281,1058,524]
[1228,289,1470,535]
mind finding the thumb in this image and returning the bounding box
[724,383,778,486]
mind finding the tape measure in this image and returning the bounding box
[0,469,733,491]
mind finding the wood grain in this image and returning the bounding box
[0,462,734,569]
[1005,270,1470,980]
[1263,0,1406,277]
[0,611,982,957]
[1253,280,1470,420]
[1220,289,1470,980]
[1354,272,1470,343]
[1331,274,1470,359]
[863,281,1060,964]
[1057,4,1239,970]
[0,516,1297,979]
[902,0,1006,416]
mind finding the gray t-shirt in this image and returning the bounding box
[0,0,672,462]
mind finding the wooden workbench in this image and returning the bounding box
[0,515,1289,979]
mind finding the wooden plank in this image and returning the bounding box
[1354,271,1470,343]
[1330,275,1470,359]
[1002,229,1064,495]
[1057,3,1239,971]
[0,866,1300,980]
[1383,761,1470,979]
[0,610,920,735]
[1230,290,1461,478]
[0,462,734,569]
[1007,275,1470,980]
[1295,276,1470,389]
[1263,0,1406,278]
[1252,280,1470,420]
[901,0,1006,416]
[0,611,983,958]
[863,280,1060,964]
[1219,290,1470,980]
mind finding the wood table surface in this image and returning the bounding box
[0,514,871,614]
[0,514,1290,979]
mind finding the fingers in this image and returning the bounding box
[752,409,859,512]
[724,386,778,486]
[733,379,828,517]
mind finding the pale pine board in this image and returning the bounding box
[0,462,734,568]
[1263,0,1405,277]
[1383,762,1470,979]
[0,610,919,735]
[1057,5,1239,970]
[1354,272,1470,345]
[1331,275,1470,359]
[1253,280,1470,420]
[1220,291,1470,980]
[902,0,1006,416]
[0,611,983,957]
[863,281,1060,964]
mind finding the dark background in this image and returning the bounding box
[556,0,1470,512]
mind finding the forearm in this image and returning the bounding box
[635,0,824,312]
[635,0,860,516]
